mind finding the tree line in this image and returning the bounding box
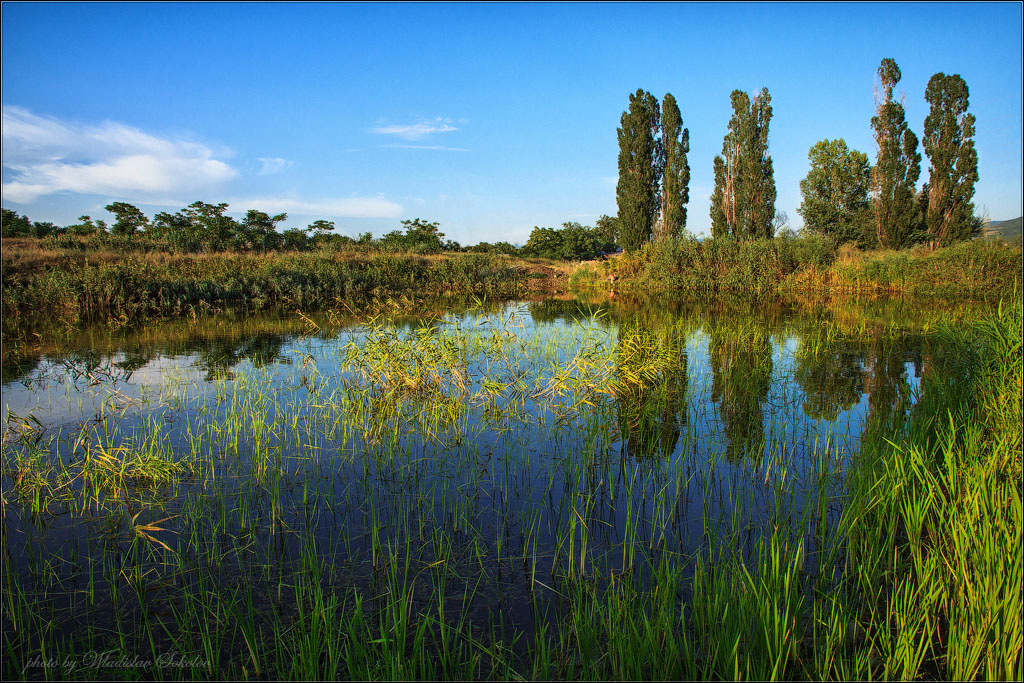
[1,201,620,261]
[616,58,981,252]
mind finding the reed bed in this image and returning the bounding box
[571,236,1022,299]
[1,297,1020,680]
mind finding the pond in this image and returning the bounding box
[0,295,992,678]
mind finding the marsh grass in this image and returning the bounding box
[1,297,1020,680]
[571,236,1022,299]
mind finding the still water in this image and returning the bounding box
[1,296,965,666]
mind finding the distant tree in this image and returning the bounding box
[32,221,58,238]
[798,139,871,244]
[923,72,979,245]
[521,223,603,261]
[281,227,310,251]
[68,215,106,236]
[658,93,690,240]
[617,89,662,252]
[105,202,150,236]
[308,219,335,236]
[402,218,446,253]
[182,201,239,251]
[151,210,191,250]
[710,88,776,240]
[239,210,287,251]
[1,208,33,237]
[594,214,619,249]
[870,58,922,248]
[521,226,563,259]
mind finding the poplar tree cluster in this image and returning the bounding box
[616,89,690,253]
[797,59,980,249]
[710,88,776,240]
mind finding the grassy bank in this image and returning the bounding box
[1,243,545,333]
[2,298,1019,680]
[571,236,1022,298]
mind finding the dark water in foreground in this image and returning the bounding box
[1,296,977,667]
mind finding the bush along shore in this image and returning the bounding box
[570,235,1022,298]
[0,249,534,333]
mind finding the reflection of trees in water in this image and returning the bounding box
[861,335,916,441]
[709,325,773,459]
[613,315,689,459]
[193,334,290,382]
[527,299,614,327]
[794,348,866,421]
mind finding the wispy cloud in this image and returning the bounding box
[228,196,403,219]
[1,106,236,203]
[383,144,468,152]
[256,157,293,175]
[369,117,458,140]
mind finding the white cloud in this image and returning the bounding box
[369,117,458,140]
[1,106,236,203]
[383,144,468,152]
[256,157,293,175]
[228,196,403,218]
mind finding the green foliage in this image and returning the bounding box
[603,234,838,295]
[617,89,661,253]
[105,201,150,236]
[307,219,335,235]
[239,209,287,251]
[659,93,690,239]
[468,241,518,255]
[798,139,871,244]
[871,58,922,248]
[1,208,34,237]
[68,214,107,236]
[594,214,619,247]
[710,88,776,240]
[521,222,607,261]
[923,72,979,245]
[1,252,527,326]
[380,218,448,254]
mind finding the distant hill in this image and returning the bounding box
[983,217,1022,241]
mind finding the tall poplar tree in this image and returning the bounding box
[616,89,661,253]
[657,93,690,240]
[870,58,921,248]
[923,72,979,245]
[710,88,776,240]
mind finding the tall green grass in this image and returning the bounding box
[571,236,1022,299]
[1,297,1020,680]
[1,252,527,332]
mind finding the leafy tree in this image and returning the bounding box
[68,215,106,236]
[239,210,287,251]
[521,223,604,261]
[710,88,776,240]
[281,227,310,251]
[522,226,563,259]
[594,214,619,249]
[797,139,871,244]
[870,58,922,248]
[403,218,446,253]
[151,210,192,250]
[308,219,335,236]
[105,202,150,236]
[182,201,239,252]
[616,89,662,253]
[658,93,690,240]
[1,208,33,237]
[31,221,58,237]
[923,72,979,245]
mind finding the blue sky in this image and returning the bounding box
[2,2,1021,243]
